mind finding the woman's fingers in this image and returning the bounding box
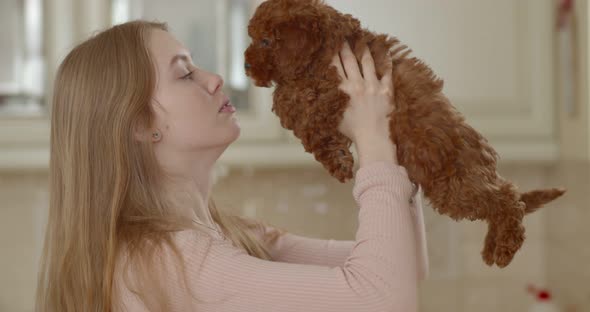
[334,42,394,102]
[340,42,362,81]
[331,53,347,80]
[360,46,377,82]
[381,62,393,90]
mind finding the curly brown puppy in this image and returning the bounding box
[244,0,565,267]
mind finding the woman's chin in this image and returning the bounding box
[228,123,241,142]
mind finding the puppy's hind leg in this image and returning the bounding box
[493,200,526,268]
[482,220,498,266]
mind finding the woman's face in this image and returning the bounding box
[147,29,240,153]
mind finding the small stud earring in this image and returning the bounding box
[152,131,161,141]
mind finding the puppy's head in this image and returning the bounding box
[244,0,328,87]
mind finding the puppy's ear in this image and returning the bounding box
[274,19,322,70]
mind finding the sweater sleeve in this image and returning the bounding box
[249,187,429,281]
[146,161,422,312]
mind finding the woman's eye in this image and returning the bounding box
[261,38,270,47]
[181,71,194,80]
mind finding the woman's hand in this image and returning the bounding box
[333,42,394,143]
[331,42,398,167]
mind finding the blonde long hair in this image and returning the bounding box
[35,20,283,312]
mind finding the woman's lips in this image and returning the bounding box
[219,96,230,112]
[219,100,236,113]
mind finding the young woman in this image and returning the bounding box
[35,20,428,311]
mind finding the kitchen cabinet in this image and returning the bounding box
[0,0,563,170]
[324,0,559,162]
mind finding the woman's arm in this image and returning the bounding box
[255,224,356,267]
[244,186,429,281]
[134,162,423,311]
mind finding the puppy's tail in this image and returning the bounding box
[520,188,566,214]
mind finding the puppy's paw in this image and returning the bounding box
[493,244,517,268]
[481,221,498,266]
[481,245,496,266]
[333,163,353,182]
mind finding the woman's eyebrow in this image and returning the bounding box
[169,52,194,68]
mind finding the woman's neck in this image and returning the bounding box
[162,178,216,229]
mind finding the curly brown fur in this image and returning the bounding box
[244,0,566,267]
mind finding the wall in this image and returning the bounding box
[2,162,585,312]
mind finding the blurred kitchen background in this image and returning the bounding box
[1,0,589,311]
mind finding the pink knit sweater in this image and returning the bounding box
[114,161,429,311]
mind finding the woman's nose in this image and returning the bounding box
[207,73,223,94]
[208,74,224,94]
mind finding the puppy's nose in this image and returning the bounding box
[244,63,251,70]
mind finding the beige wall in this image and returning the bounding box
[546,161,590,312]
[0,172,48,312]
[546,2,590,311]
[1,1,588,311]
[558,0,590,160]
[1,162,587,312]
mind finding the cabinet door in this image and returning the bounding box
[112,0,282,142]
[325,0,557,161]
[0,0,22,94]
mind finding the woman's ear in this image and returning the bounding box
[133,120,161,143]
[133,127,151,143]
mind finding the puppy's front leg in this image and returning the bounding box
[306,130,354,183]
[273,83,354,182]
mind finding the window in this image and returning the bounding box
[112,0,252,111]
[111,0,282,142]
[0,0,45,116]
